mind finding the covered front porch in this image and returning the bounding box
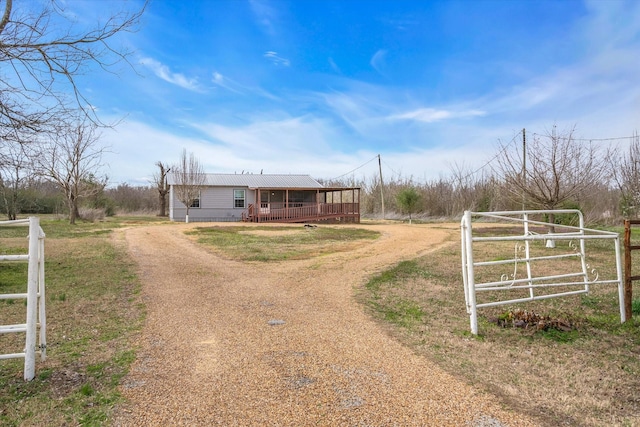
[242,187,360,223]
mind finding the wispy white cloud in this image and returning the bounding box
[192,115,333,156]
[211,71,281,100]
[101,115,508,187]
[211,72,243,94]
[140,57,201,91]
[264,51,290,67]
[370,49,387,75]
[582,0,640,50]
[328,57,341,74]
[249,0,278,36]
[390,108,486,123]
[321,89,388,136]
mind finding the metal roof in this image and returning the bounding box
[168,173,324,189]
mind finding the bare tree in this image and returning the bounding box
[172,149,206,223]
[611,132,640,218]
[494,125,610,231]
[152,161,171,217]
[0,0,145,137]
[0,137,31,219]
[34,118,108,224]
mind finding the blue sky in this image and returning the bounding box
[57,0,640,186]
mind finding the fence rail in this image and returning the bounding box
[0,217,46,381]
[461,210,624,335]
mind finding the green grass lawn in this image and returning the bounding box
[0,216,149,426]
[187,225,380,261]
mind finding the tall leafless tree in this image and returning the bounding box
[172,149,206,223]
[611,132,640,218]
[494,125,610,231]
[0,137,30,219]
[34,118,108,224]
[152,161,170,217]
[0,0,145,137]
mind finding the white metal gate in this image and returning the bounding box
[0,217,46,380]
[461,210,624,335]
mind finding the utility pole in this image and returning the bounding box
[378,154,385,219]
[522,128,526,210]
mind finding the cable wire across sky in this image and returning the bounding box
[328,130,639,187]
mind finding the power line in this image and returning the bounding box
[438,131,521,185]
[464,131,521,179]
[380,158,402,179]
[530,133,636,142]
[328,131,637,185]
[329,155,379,181]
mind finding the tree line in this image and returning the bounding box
[3,125,640,225]
[330,127,639,225]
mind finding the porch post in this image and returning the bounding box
[352,188,355,216]
[256,189,260,222]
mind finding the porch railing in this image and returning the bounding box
[244,202,359,223]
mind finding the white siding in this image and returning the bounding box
[170,186,256,222]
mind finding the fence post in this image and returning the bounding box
[461,211,478,334]
[38,228,47,361]
[624,220,633,321]
[24,217,40,381]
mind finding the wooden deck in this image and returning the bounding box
[242,202,360,223]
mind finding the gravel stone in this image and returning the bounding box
[111,223,539,426]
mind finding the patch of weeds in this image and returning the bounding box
[79,383,94,396]
[189,225,380,261]
[585,312,622,330]
[0,263,28,293]
[37,369,53,381]
[86,363,105,378]
[456,328,486,341]
[363,259,436,331]
[366,260,431,292]
[78,408,108,426]
[382,298,424,327]
[580,294,601,309]
[632,298,640,315]
[540,328,580,343]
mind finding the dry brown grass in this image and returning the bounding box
[0,223,144,426]
[360,226,640,427]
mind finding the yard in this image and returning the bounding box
[0,217,638,426]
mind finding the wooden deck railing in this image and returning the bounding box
[243,202,359,223]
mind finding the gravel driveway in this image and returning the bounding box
[112,222,537,426]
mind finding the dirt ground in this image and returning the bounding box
[111,222,538,426]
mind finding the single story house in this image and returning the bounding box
[168,173,360,223]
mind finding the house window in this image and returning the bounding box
[234,189,246,208]
[189,191,201,208]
